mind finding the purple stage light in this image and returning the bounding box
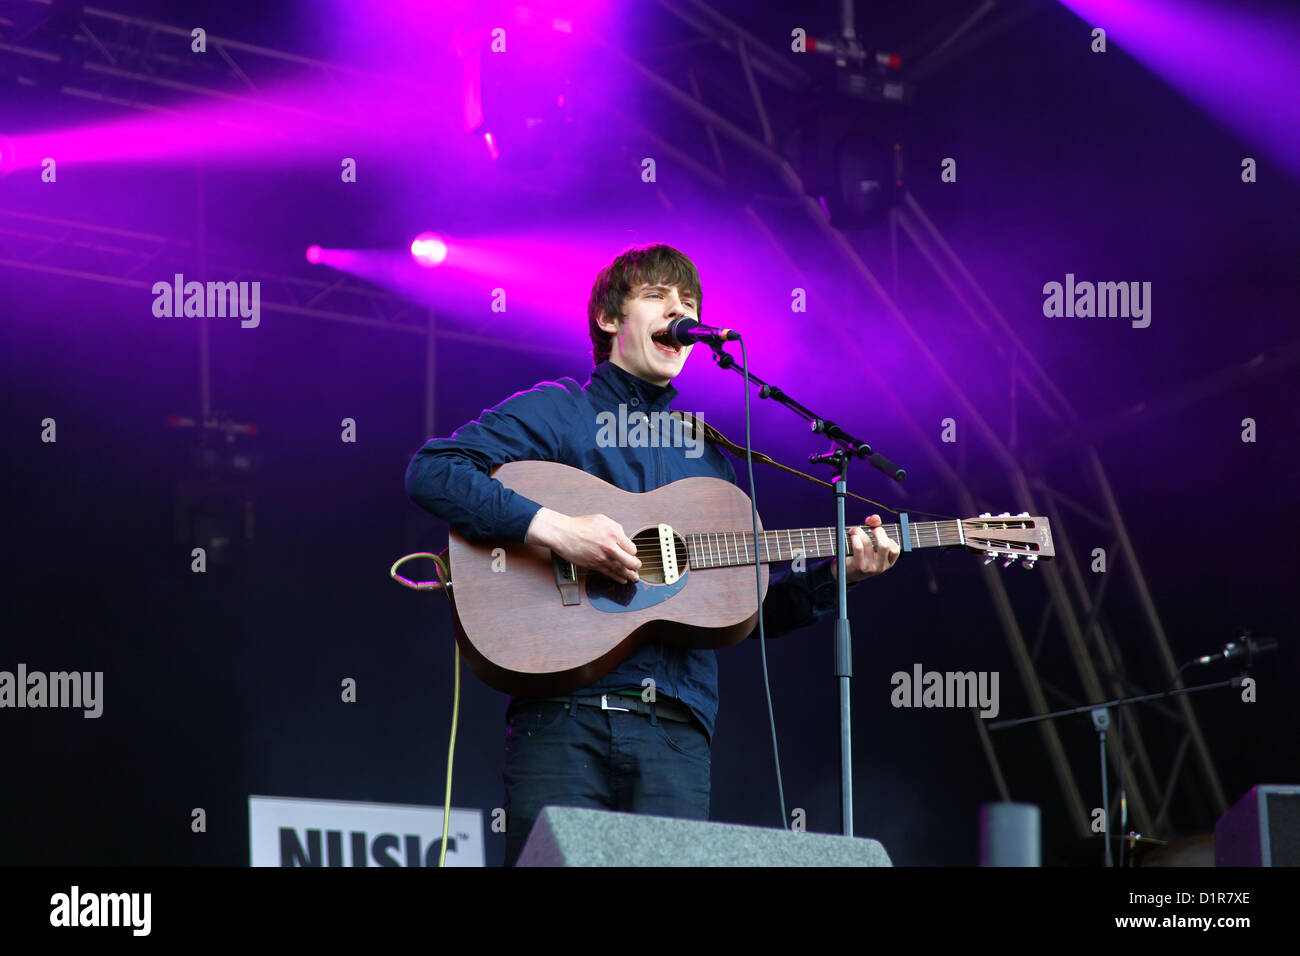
[290,226,838,385]
[305,245,323,264]
[1056,0,1300,177]
[410,232,449,267]
[1,71,451,172]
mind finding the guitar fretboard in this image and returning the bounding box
[685,521,964,569]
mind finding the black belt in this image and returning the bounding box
[534,693,695,723]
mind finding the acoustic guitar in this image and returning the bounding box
[444,461,1054,697]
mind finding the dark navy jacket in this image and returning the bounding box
[404,360,846,739]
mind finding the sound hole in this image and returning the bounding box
[630,528,686,584]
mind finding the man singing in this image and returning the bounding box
[405,243,900,866]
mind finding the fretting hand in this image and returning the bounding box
[831,514,901,582]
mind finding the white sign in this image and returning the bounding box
[249,795,484,867]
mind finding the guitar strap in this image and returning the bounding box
[670,410,898,514]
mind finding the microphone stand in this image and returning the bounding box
[711,343,905,837]
[988,674,1249,865]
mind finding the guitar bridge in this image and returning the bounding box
[659,523,680,585]
[552,553,580,606]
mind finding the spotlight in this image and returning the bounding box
[410,232,448,268]
[305,244,323,264]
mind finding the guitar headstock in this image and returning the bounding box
[961,513,1054,569]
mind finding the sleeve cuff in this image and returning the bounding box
[505,497,545,543]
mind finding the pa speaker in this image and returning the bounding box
[1215,784,1300,866]
[516,806,893,867]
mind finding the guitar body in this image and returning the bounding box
[446,460,768,698]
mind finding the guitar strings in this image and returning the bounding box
[627,520,1026,571]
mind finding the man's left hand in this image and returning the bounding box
[831,514,901,583]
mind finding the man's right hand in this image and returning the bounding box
[525,507,641,583]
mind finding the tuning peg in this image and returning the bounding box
[998,511,1010,517]
[983,553,997,565]
[1016,511,1029,518]
[979,512,991,518]
[1021,557,1037,570]
[1001,555,1016,568]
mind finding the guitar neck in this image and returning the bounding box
[686,520,963,569]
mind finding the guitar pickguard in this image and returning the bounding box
[586,570,689,612]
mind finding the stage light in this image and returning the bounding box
[305,245,323,264]
[796,109,902,228]
[410,232,448,268]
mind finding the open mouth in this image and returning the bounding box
[650,328,681,356]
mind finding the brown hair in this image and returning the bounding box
[587,244,703,365]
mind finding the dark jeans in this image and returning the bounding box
[502,697,711,867]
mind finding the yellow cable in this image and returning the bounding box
[389,551,459,867]
[389,551,449,590]
[420,551,458,869]
[440,638,459,868]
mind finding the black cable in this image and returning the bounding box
[734,339,788,829]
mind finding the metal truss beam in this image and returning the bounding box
[0,208,569,447]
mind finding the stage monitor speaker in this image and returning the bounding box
[516,806,893,867]
[978,802,1040,866]
[1214,784,1300,866]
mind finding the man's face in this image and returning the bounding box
[598,281,697,386]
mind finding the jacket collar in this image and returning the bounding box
[587,360,679,412]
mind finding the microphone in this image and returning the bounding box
[666,316,740,347]
[1194,634,1278,666]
